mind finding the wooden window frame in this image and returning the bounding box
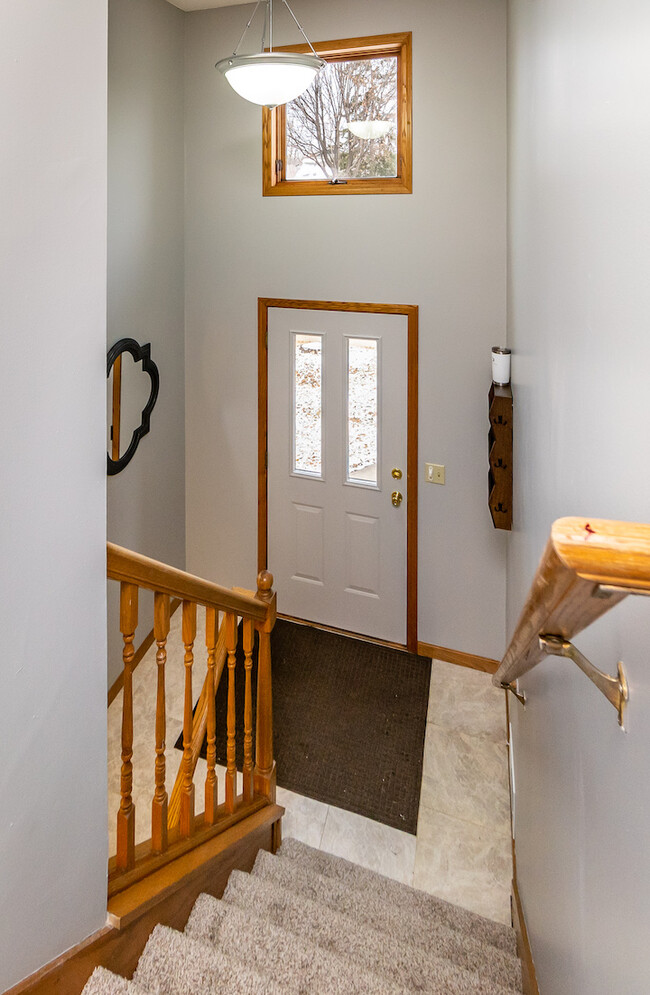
[262,32,412,197]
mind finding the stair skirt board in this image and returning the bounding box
[81,839,524,995]
[5,806,282,995]
[511,863,540,995]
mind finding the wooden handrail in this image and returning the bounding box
[494,517,650,691]
[107,542,268,621]
[550,518,650,591]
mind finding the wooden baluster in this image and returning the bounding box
[204,606,219,825]
[116,582,138,872]
[180,600,196,838]
[254,571,276,803]
[151,592,169,854]
[242,618,255,803]
[224,611,238,813]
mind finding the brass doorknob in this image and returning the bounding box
[391,491,403,507]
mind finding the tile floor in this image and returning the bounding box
[108,617,512,926]
[274,659,512,925]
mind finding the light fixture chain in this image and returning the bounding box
[280,0,320,58]
[232,0,263,56]
[261,0,268,53]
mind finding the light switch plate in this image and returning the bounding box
[425,462,445,484]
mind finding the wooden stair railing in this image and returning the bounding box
[107,543,277,896]
[167,617,228,830]
[494,517,650,726]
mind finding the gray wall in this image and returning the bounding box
[184,0,508,658]
[0,1,108,990]
[508,0,650,991]
[108,0,186,685]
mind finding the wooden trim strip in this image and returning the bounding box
[258,298,269,573]
[417,641,500,675]
[262,177,411,198]
[107,543,267,621]
[3,926,113,995]
[108,797,268,898]
[280,613,412,653]
[266,31,412,59]
[406,307,418,652]
[259,297,418,315]
[110,353,122,462]
[512,852,540,995]
[258,298,419,651]
[505,696,538,994]
[494,516,650,689]
[5,806,283,995]
[108,804,284,929]
[107,599,181,707]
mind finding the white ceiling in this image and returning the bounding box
[166,0,252,10]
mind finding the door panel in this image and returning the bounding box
[344,513,380,597]
[292,503,325,584]
[268,308,408,643]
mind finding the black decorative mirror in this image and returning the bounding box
[107,338,159,476]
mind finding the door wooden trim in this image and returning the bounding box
[258,297,418,652]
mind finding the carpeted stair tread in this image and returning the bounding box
[222,868,522,994]
[133,923,284,995]
[186,892,412,995]
[82,842,523,995]
[251,848,521,990]
[81,967,151,995]
[278,837,516,957]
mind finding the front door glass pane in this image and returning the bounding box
[293,332,323,476]
[347,337,378,485]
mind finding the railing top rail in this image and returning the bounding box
[107,542,268,622]
[551,517,650,591]
[494,517,650,690]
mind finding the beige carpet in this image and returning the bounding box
[82,839,522,994]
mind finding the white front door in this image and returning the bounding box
[267,308,408,644]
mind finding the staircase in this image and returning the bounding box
[97,545,522,994]
[83,838,522,994]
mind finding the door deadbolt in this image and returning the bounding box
[391,491,403,507]
[391,468,402,480]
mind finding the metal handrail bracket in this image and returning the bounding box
[538,634,629,730]
[501,681,526,707]
[596,584,650,599]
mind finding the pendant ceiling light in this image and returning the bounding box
[216,0,325,109]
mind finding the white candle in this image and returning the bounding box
[492,347,511,386]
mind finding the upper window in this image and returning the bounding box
[263,33,412,197]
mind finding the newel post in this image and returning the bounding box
[254,570,276,802]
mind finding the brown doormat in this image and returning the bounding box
[176,619,431,834]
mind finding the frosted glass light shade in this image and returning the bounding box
[216,52,325,108]
[347,120,392,140]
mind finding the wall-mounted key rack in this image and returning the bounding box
[488,383,513,530]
